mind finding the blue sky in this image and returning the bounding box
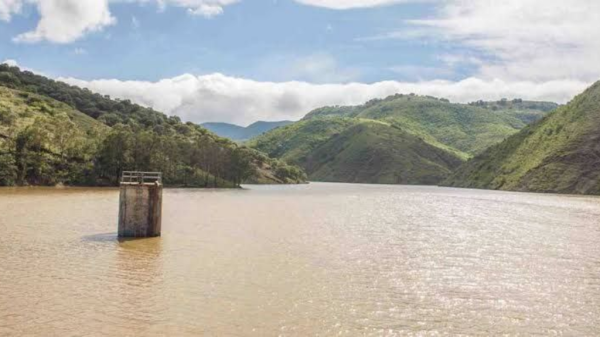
[1,1,459,82]
[0,0,598,125]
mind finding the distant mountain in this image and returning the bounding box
[202,120,293,141]
[249,94,556,185]
[445,82,600,195]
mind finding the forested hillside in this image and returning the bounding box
[445,81,600,195]
[250,94,555,185]
[305,120,464,184]
[304,94,554,156]
[468,99,559,125]
[0,65,306,187]
[249,117,464,184]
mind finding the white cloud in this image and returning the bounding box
[294,0,423,10]
[14,0,116,44]
[130,0,240,18]
[0,0,23,21]
[409,0,600,82]
[1,59,48,75]
[1,59,19,66]
[59,73,588,126]
[4,0,596,126]
[5,0,238,44]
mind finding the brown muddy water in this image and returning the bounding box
[1,183,600,336]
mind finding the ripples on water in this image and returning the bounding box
[1,184,600,336]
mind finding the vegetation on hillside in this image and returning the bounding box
[468,98,559,125]
[249,117,465,184]
[248,117,360,164]
[250,93,555,185]
[445,82,600,195]
[0,87,107,186]
[305,120,464,184]
[304,94,553,156]
[0,65,306,187]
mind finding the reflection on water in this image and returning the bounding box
[82,232,120,242]
[1,183,600,335]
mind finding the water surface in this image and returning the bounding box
[1,183,600,336]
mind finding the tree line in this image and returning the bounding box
[0,65,306,187]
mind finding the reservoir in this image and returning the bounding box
[1,183,600,335]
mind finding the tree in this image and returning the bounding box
[14,117,53,185]
[229,147,253,186]
[0,65,307,187]
[0,135,16,185]
[95,125,133,185]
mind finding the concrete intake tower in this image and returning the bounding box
[118,171,163,238]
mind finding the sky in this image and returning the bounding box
[0,0,598,125]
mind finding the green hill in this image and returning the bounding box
[445,81,600,195]
[305,120,464,184]
[248,117,360,164]
[0,65,306,187]
[305,94,553,157]
[468,99,559,125]
[0,86,109,186]
[250,94,554,185]
[249,117,464,184]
